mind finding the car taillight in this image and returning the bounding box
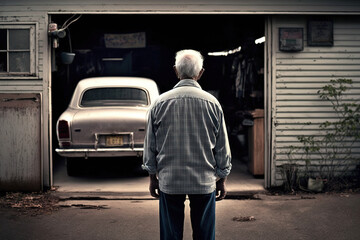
[58,120,70,139]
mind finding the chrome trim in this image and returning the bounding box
[55,147,144,158]
[56,147,143,153]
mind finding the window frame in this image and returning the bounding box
[0,23,37,79]
[79,87,150,108]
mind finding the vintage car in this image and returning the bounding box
[56,77,159,175]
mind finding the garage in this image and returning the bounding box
[1,1,360,192]
[50,14,265,193]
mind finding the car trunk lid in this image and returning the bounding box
[70,107,147,147]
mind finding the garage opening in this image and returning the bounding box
[51,14,265,193]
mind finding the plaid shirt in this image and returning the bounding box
[142,79,232,194]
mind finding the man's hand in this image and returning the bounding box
[149,174,159,198]
[216,178,227,201]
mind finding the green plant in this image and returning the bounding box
[287,79,360,190]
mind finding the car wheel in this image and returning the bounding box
[66,157,81,176]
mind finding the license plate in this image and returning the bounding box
[106,136,123,146]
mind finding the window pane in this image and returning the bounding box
[81,87,148,107]
[0,29,6,50]
[9,29,30,50]
[9,52,30,72]
[0,52,7,72]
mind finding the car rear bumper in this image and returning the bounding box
[55,147,144,158]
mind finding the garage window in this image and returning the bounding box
[0,24,36,77]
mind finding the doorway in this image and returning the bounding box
[50,14,265,193]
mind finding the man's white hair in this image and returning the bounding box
[175,49,204,79]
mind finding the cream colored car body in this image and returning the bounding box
[55,77,159,159]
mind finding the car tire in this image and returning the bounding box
[66,157,81,176]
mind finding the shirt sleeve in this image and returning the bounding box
[142,108,158,174]
[214,111,232,178]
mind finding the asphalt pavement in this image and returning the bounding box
[1,192,360,240]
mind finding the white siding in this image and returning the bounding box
[272,15,360,186]
[0,13,50,189]
[0,0,360,13]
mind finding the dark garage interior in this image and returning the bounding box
[50,14,265,191]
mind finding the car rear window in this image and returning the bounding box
[81,87,148,107]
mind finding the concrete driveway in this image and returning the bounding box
[53,157,264,194]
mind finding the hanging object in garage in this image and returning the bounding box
[104,32,146,49]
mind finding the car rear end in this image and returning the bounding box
[56,77,158,159]
[56,107,147,158]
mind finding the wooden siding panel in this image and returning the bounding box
[277,65,360,71]
[273,15,360,185]
[0,12,48,190]
[277,52,360,59]
[0,93,42,191]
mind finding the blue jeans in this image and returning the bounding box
[159,191,216,240]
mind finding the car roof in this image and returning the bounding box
[69,77,160,108]
[77,77,157,89]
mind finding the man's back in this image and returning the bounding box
[144,79,231,194]
[142,49,231,240]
